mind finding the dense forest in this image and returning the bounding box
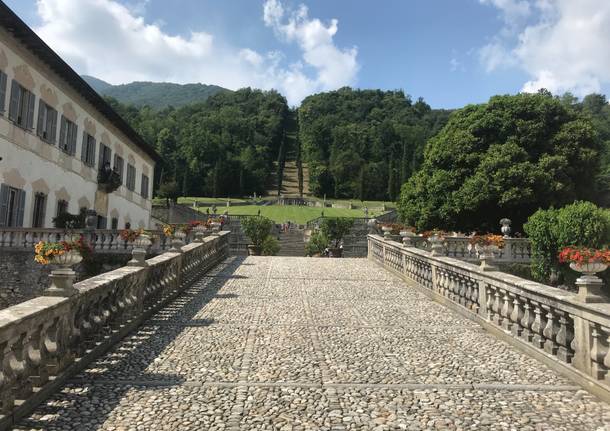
[299,88,451,200]
[106,88,289,198]
[104,81,610,225]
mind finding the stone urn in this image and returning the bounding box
[475,244,499,271]
[128,234,152,267]
[428,235,445,256]
[193,224,208,242]
[247,245,261,256]
[500,218,512,238]
[45,250,83,297]
[381,225,392,240]
[210,222,222,234]
[170,231,186,253]
[400,230,415,247]
[570,262,608,303]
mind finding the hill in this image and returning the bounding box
[81,75,229,109]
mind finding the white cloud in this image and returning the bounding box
[32,0,359,105]
[479,0,610,96]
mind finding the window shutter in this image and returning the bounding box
[8,80,20,121]
[0,72,7,112]
[16,189,25,227]
[37,103,45,138]
[98,144,104,170]
[49,109,57,144]
[70,124,77,155]
[59,116,67,150]
[81,133,87,162]
[92,137,97,167]
[26,91,35,129]
[0,184,9,227]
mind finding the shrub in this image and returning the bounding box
[524,201,610,282]
[52,208,87,229]
[320,218,354,248]
[241,216,274,249]
[306,230,329,256]
[261,236,280,256]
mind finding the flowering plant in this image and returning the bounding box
[420,229,447,240]
[34,236,92,265]
[163,225,175,237]
[558,247,610,265]
[469,234,505,249]
[119,228,144,243]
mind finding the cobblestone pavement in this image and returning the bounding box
[15,257,610,430]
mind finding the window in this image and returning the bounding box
[32,193,47,228]
[98,143,112,172]
[0,71,7,113]
[81,132,96,167]
[0,184,25,227]
[96,215,107,229]
[56,199,69,217]
[126,164,136,191]
[37,102,58,144]
[58,115,77,155]
[141,174,149,199]
[111,217,118,230]
[113,154,124,184]
[8,80,35,129]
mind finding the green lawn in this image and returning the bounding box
[196,204,387,224]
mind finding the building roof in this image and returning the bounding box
[0,1,161,163]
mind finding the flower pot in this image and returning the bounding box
[569,262,608,275]
[247,245,261,256]
[474,244,499,271]
[52,250,83,268]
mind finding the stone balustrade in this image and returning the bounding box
[405,235,532,264]
[0,228,176,254]
[0,231,229,430]
[368,234,610,401]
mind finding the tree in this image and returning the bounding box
[398,93,601,232]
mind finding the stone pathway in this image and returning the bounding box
[15,257,610,430]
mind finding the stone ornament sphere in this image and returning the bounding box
[570,262,608,276]
[52,250,83,268]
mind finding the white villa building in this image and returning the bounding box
[0,1,159,230]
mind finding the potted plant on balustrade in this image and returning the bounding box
[469,233,505,271]
[241,216,275,256]
[559,246,610,302]
[320,218,354,258]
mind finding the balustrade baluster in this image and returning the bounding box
[0,340,14,415]
[470,280,479,313]
[531,301,547,349]
[555,311,574,363]
[510,294,524,337]
[9,333,31,401]
[491,288,502,326]
[26,326,48,388]
[590,325,609,380]
[500,290,513,331]
[520,298,535,342]
[542,306,558,355]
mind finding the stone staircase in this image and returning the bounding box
[277,228,306,256]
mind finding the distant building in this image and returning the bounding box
[0,1,159,229]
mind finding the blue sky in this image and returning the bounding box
[5,0,610,108]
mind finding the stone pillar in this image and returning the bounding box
[128,235,151,267]
[45,267,78,297]
[575,274,607,303]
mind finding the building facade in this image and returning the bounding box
[0,2,158,230]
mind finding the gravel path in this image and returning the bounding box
[15,256,610,430]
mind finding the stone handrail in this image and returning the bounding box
[368,234,610,401]
[0,231,230,429]
[400,235,531,264]
[0,227,177,253]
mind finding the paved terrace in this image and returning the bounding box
[15,257,610,430]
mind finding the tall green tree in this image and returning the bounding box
[398,92,601,232]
